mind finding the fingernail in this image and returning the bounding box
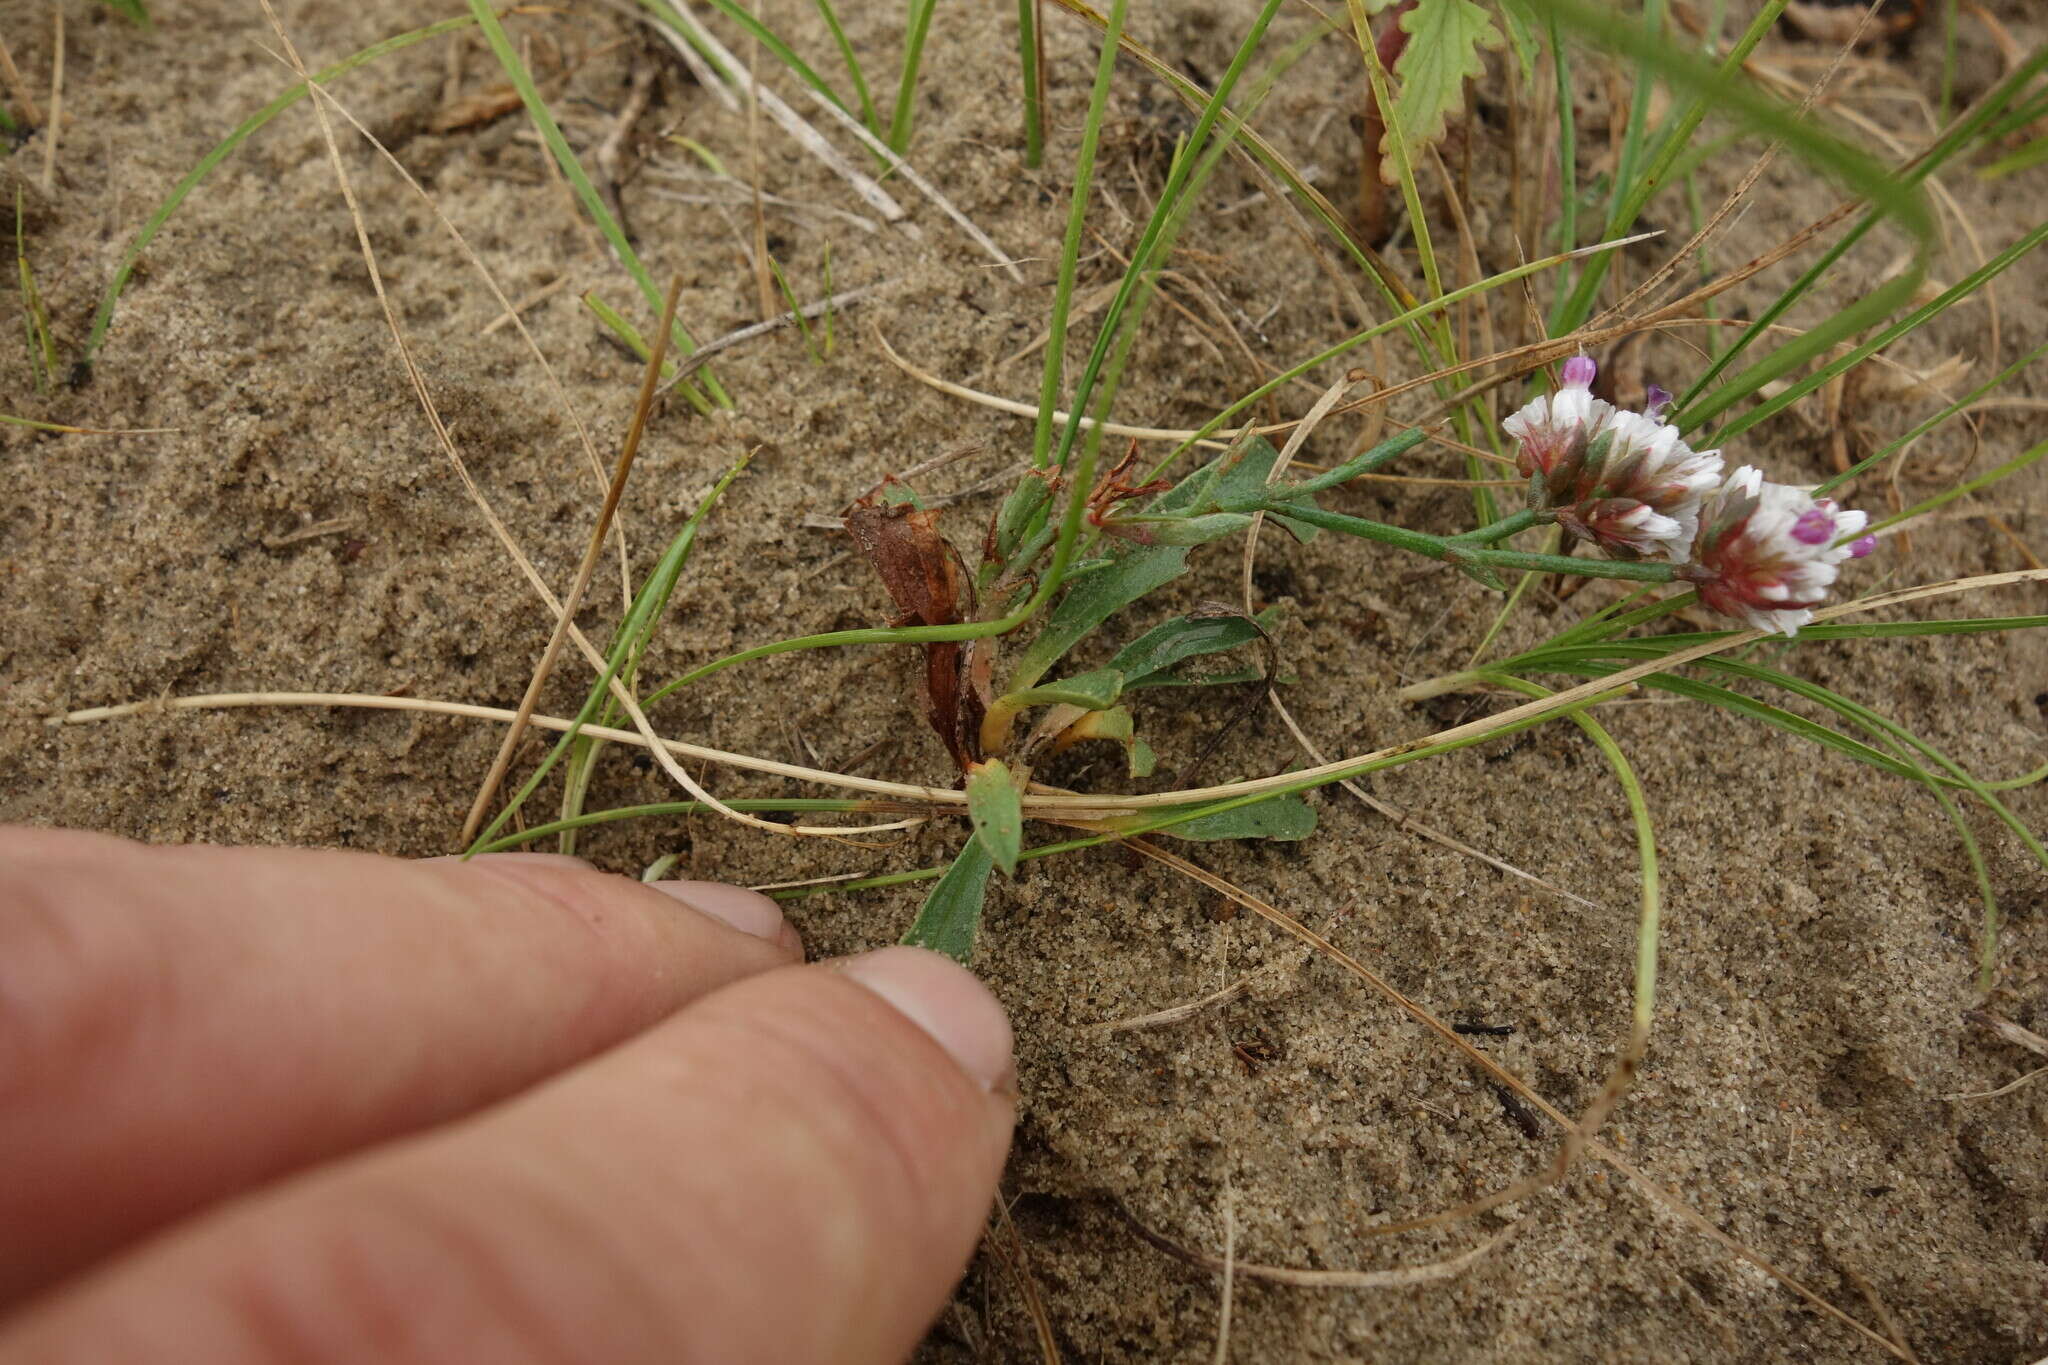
[649,879,789,944]
[838,946,1014,1095]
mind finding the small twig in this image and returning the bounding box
[460,275,686,844]
[1091,976,1249,1034]
[1963,1009,2048,1058]
[262,516,359,549]
[1211,1190,1235,1365]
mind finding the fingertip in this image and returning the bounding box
[647,880,795,952]
[835,946,1014,1097]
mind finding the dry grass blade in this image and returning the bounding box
[796,86,1025,283]
[658,280,897,397]
[256,0,909,843]
[987,1194,1062,1365]
[1212,1190,1235,1365]
[1090,975,1249,1034]
[1116,1201,1522,1288]
[53,571,2048,819]
[644,0,909,226]
[458,274,685,845]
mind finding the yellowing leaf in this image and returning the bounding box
[1380,0,1502,184]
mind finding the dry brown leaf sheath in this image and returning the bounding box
[843,495,986,771]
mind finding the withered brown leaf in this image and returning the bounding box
[844,496,987,771]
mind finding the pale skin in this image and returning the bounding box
[0,827,1016,1364]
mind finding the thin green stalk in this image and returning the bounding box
[1030,0,1122,473]
[469,456,751,855]
[812,0,879,135]
[1866,435,2048,537]
[1701,219,2048,439]
[1488,674,1660,1032]
[1017,0,1044,167]
[1447,508,1544,544]
[1817,336,2048,496]
[469,0,726,411]
[476,799,872,854]
[887,0,940,153]
[81,13,478,368]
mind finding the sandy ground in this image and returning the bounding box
[4,0,2047,1358]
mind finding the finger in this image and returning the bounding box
[0,947,1015,1365]
[0,827,799,1303]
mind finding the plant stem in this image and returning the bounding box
[1457,547,1673,581]
[1017,0,1044,167]
[1447,507,1544,544]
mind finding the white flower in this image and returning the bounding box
[1502,355,1616,482]
[1503,357,1723,561]
[1678,466,1874,635]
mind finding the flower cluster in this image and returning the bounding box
[1501,356,1875,636]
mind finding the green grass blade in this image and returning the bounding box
[468,456,751,855]
[1017,0,1045,166]
[813,0,880,137]
[887,0,940,153]
[1488,675,1660,1033]
[1698,220,2048,439]
[467,0,726,412]
[81,14,478,369]
[473,798,868,854]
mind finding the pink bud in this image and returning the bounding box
[1644,384,1673,420]
[1850,534,1876,558]
[1561,354,1596,389]
[1790,508,1835,545]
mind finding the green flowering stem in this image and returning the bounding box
[1452,548,1675,582]
[1445,508,1546,545]
[1241,501,1677,585]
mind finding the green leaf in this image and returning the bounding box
[901,840,997,964]
[1208,436,1321,541]
[1110,612,1270,684]
[1158,794,1318,842]
[1125,665,1267,692]
[1495,0,1540,82]
[1009,545,1188,689]
[1000,667,1127,713]
[99,0,150,23]
[965,761,1025,876]
[1384,0,1501,182]
[1110,512,1254,546]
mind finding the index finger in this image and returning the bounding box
[0,828,798,1303]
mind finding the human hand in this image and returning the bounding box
[0,828,1015,1363]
